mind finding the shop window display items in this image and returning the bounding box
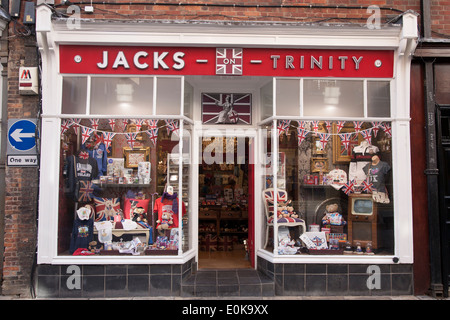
[271,120,393,255]
[60,118,186,256]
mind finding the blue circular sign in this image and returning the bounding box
[8,119,37,152]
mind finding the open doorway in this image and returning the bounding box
[198,136,252,269]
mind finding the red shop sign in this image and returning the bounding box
[59,45,394,78]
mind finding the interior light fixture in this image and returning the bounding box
[323,86,340,105]
[116,83,134,102]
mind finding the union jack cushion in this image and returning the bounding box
[93,197,121,221]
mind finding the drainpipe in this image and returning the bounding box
[420,0,444,298]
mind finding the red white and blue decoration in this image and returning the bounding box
[216,48,243,75]
[201,93,252,125]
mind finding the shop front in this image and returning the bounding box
[34,5,418,297]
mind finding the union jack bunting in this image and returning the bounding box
[381,122,392,137]
[71,118,81,134]
[102,132,116,149]
[371,121,382,137]
[325,121,332,132]
[318,133,331,150]
[342,179,355,195]
[335,120,346,133]
[338,133,352,152]
[216,48,243,75]
[362,178,374,193]
[297,120,308,129]
[164,119,179,136]
[108,118,116,131]
[78,181,95,202]
[146,128,159,146]
[134,119,144,131]
[122,119,129,131]
[147,119,158,129]
[125,132,137,148]
[297,128,308,146]
[360,128,373,144]
[81,127,94,144]
[61,119,71,134]
[90,118,99,130]
[311,120,320,133]
[277,121,287,136]
[353,121,363,133]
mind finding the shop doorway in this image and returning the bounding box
[198,136,253,269]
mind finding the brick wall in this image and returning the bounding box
[1,27,39,297]
[53,0,448,38]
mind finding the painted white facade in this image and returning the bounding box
[35,3,418,266]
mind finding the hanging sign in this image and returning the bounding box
[59,45,394,78]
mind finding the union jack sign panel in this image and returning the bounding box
[201,93,252,125]
[216,48,243,75]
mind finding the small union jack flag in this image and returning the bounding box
[108,119,116,131]
[325,121,332,132]
[90,119,99,130]
[338,133,352,152]
[335,120,346,133]
[381,122,392,137]
[125,132,137,148]
[71,119,81,134]
[61,119,71,134]
[297,120,308,129]
[277,121,287,136]
[147,120,158,129]
[311,120,320,133]
[78,181,95,202]
[81,127,94,144]
[353,121,363,133]
[297,128,308,146]
[342,179,355,195]
[371,121,382,137]
[216,48,243,75]
[362,178,374,193]
[122,119,129,131]
[102,132,116,149]
[318,133,331,149]
[360,128,373,144]
[146,128,159,146]
[134,119,144,131]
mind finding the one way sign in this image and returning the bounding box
[7,119,39,167]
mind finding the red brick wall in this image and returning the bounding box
[1,30,39,297]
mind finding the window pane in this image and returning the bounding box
[265,119,394,255]
[303,80,364,117]
[367,81,390,117]
[62,77,87,114]
[156,77,181,115]
[276,79,300,117]
[184,81,193,119]
[59,117,184,256]
[90,77,153,115]
[260,80,273,120]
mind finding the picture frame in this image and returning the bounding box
[311,157,329,173]
[332,122,363,164]
[123,147,150,168]
[312,136,327,155]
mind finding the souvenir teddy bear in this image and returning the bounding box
[132,207,148,224]
[277,200,298,219]
[321,203,346,226]
[156,211,174,230]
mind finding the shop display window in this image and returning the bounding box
[59,117,190,256]
[261,77,394,256]
[263,119,393,256]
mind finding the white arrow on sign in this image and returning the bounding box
[10,128,35,142]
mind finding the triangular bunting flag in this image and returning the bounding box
[102,132,116,149]
[108,119,116,131]
[81,127,94,144]
[125,132,137,148]
[90,119,99,130]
